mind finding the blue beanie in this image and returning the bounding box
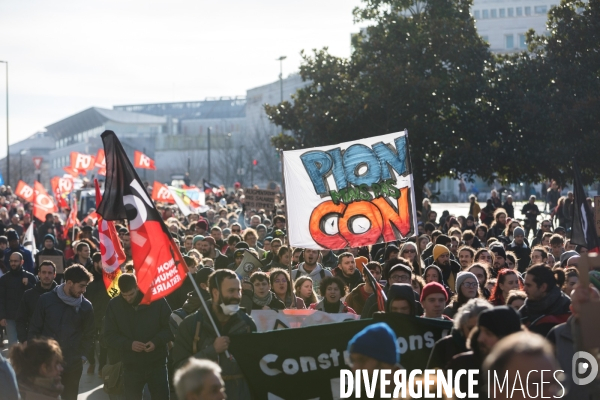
[43,234,56,244]
[347,323,399,365]
[192,235,205,247]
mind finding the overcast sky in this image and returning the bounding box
[0,0,363,157]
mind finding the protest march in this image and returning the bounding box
[0,127,598,400]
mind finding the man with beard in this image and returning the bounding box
[29,265,95,400]
[0,252,36,347]
[35,233,65,279]
[173,269,256,400]
[105,273,173,399]
[3,230,34,274]
[291,249,333,297]
[16,260,57,343]
[332,253,364,292]
[458,246,475,269]
[489,244,508,278]
[429,245,461,292]
[199,237,229,270]
[449,306,523,395]
[520,264,571,336]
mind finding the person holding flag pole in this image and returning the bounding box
[96,130,253,399]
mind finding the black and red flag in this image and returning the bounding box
[96,130,188,304]
[363,265,387,311]
[571,162,600,253]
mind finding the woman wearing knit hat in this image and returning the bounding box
[420,282,452,320]
[443,272,483,318]
[346,323,401,377]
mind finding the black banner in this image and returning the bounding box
[229,313,452,400]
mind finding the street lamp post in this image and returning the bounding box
[0,61,8,186]
[207,126,211,183]
[276,56,287,103]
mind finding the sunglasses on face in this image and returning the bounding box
[403,249,416,254]
[232,229,241,233]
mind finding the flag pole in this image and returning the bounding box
[279,149,296,309]
[186,271,232,359]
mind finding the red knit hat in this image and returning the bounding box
[420,282,448,303]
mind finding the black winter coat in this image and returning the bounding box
[104,293,173,368]
[0,267,36,320]
[29,289,95,364]
[519,286,571,337]
[16,281,57,342]
[84,272,111,329]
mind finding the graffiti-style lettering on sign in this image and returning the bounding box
[282,131,417,249]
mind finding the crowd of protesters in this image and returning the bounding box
[0,181,599,400]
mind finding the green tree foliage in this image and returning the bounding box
[484,0,600,186]
[266,0,492,199]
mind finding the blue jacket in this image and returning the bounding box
[28,289,95,364]
[0,353,19,400]
[4,246,35,274]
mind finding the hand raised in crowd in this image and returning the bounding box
[214,336,230,353]
[144,341,156,352]
[132,341,147,352]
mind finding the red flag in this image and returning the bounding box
[134,151,156,170]
[33,182,58,222]
[95,149,107,176]
[95,179,124,298]
[63,198,80,239]
[363,265,386,312]
[97,130,187,304]
[70,152,96,172]
[63,166,81,176]
[51,177,73,209]
[15,180,35,202]
[151,181,175,204]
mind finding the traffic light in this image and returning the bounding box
[253,159,258,166]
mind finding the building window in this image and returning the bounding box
[534,5,547,13]
[519,34,527,48]
[525,6,531,15]
[499,8,506,17]
[474,10,480,18]
[516,7,523,16]
[482,9,489,18]
[508,7,514,16]
[491,9,497,18]
[506,34,514,49]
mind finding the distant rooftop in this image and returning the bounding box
[113,97,246,120]
[45,107,166,139]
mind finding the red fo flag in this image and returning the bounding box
[95,179,124,298]
[63,197,80,239]
[70,152,96,172]
[95,149,107,176]
[33,182,58,222]
[134,151,156,170]
[15,180,35,202]
[151,181,175,204]
[96,131,187,304]
[363,265,386,311]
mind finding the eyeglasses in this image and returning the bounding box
[389,275,410,283]
[403,249,416,254]
[462,282,479,289]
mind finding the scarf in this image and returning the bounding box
[525,285,562,315]
[55,283,82,310]
[253,291,273,308]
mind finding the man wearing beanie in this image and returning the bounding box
[3,229,34,274]
[449,306,523,394]
[347,322,401,393]
[420,282,451,320]
[35,233,66,277]
[428,244,461,292]
[507,226,531,273]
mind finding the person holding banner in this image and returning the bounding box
[172,269,256,400]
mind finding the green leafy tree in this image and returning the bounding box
[484,0,600,186]
[266,0,492,202]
